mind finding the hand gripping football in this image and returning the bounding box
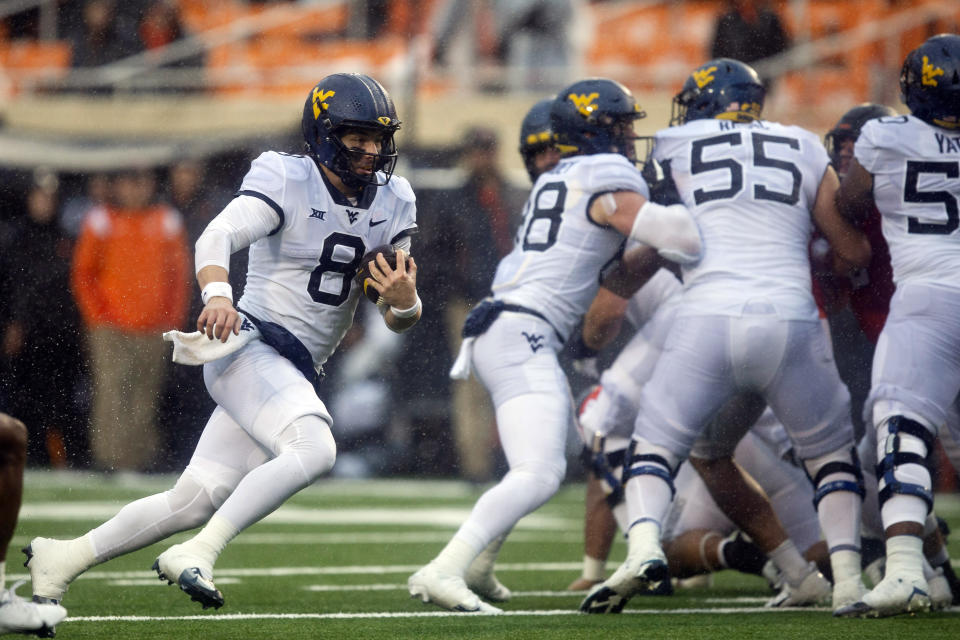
[353,244,412,304]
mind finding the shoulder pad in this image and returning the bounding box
[385,174,416,203]
[580,153,648,196]
[251,151,312,183]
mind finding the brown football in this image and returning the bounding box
[354,245,411,304]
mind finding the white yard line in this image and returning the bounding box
[17,502,579,530]
[6,562,587,584]
[63,606,835,623]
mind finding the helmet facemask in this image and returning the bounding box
[324,124,398,189]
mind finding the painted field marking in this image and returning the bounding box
[63,606,836,624]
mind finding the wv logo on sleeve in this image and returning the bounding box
[521,331,545,353]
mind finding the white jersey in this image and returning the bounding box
[653,119,829,320]
[490,153,649,340]
[235,151,417,367]
[855,115,960,288]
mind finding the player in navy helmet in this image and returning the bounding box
[670,58,766,126]
[301,72,401,190]
[551,78,647,161]
[408,78,701,613]
[518,98,561,182]
[581,57,872,616]
[24,73,421,611]
[899,33,960,130]
[834,34,960,618]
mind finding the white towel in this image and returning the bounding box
[163,320,260,366]
[449,336,476,380]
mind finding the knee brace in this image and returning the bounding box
[622,439,679,498]
[584,437,626,508]
[803,446,865,509]
[875,416,934,513]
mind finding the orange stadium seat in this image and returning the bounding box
[0,40,72,94]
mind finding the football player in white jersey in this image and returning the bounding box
[580,59,873,615]
[407,78,703,613]
[834,34,960,618]
[573,269,828,603]
[23,73,421,610]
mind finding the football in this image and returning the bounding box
[353,244,411,304]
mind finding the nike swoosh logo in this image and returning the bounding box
[369,219,387,227]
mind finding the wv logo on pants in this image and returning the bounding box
[522,331,545,353]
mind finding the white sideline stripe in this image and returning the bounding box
[22,471,485,499]
[109,578,242,587]
[303,584,584,598]
[11,531,582,548]
[17,502,578,530]
[63,607,829,623]
[301,584,769,602]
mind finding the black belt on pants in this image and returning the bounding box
[461,299,564,342]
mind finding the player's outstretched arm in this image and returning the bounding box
[813,166,871,270]
[368,249,421,333]
[589,191,702,265]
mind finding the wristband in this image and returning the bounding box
[201,281,233,306]
[390,294,422,318]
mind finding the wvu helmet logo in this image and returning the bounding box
[569,92,600,117]
[377,116,392,126]
[921,55,944,87]
[312,88,336,119]
[693,66,717,89]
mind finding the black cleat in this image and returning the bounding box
[153,560,224,610]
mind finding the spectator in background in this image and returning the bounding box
[0,169,88,468]
[137,0,205,93]
[709,0,791,89]
[431,0,574,92]
[439,126,526,482]
[68,0,143,94]
[61,172,111,238]
[72,167,190,473]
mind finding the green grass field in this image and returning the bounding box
[10,471,960,639]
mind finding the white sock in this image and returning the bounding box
[66,534,97,575]
[188,514,240,565]
[433,536,481,577]
[769,539,809,586]
[830,549,862,585]
[0,560,5,590]
[885,535,924,580]
[627,520,661,557]
[582,555,606,582]
[468,535,506,578]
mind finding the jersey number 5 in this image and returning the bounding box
[307,232,366,305]
[905,160,959,235]
[690,132,802,206]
